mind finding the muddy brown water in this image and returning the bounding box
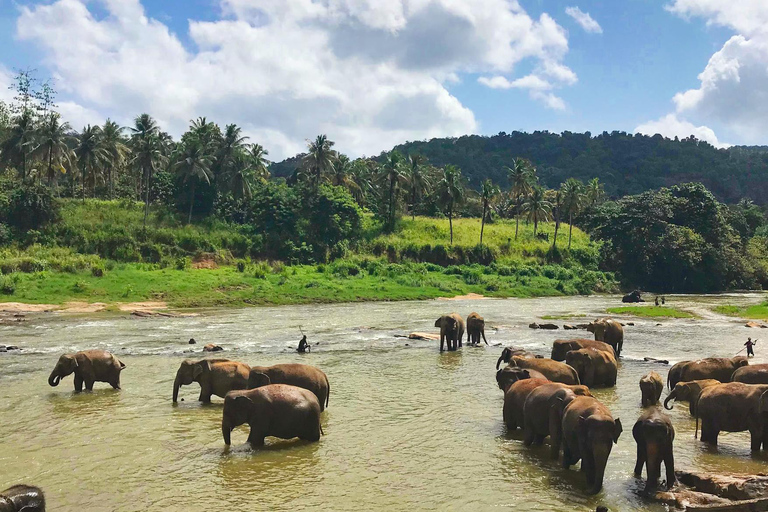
[1,294,767,511]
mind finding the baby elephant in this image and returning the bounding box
[173,359,250,403]
[222,384,323,447]
[465,312,488,346]
[435,313,465,351]
[640,371,664,406]
[633,409,675,493]
[0,484,45,511]
[48,350,126,391]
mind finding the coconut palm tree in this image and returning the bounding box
[248,143,270,181]
[225,152,257,200]
[217,124,248,176]
[406,154,431,220]
[550,189,562,249]
[507,158,536,240]
[34,113,75,187]
[380,151,407,230]
[303,135,336,193]
[561,178,584,249]
[480,179,500,246]
[329,154,363,202]
[585,177,605,208]
[176,138,214,224]
[129,114,166,227]
[75,125,106,201]
[0,110,36,181]
[522,185,551,237]
[100,119,129,198]
[436,164,465,244]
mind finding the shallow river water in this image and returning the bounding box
[1,293,768,511]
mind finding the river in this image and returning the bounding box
[1,294,767,511]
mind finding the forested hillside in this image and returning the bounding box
[273,132,768,205]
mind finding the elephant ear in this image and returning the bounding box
[192,362,206,379]
[759,390,768,415]
[434,317,442,327]
[249,372,271,389]
[233,395,254,408]
[613,418,623,444]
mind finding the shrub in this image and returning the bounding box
[330,260,361,277]
[0,275,16,295]
[236,260,247,273]
[91,265,105,277]
[3,184,60,233]
[175,257,190,270]
[254,261,270,279]
[0,223,11,245]
[462,268,483,285]
[18,258,46,273]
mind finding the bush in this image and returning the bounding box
[330,260,361,277]
[0,275,16,295]
[254,261,270,279]
[175,257,190,270]
[91,265,104,277]
[462,268,483,285]
[3,184,60,233]
[236,260,247,273]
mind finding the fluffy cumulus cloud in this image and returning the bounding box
[637,1,768,145]
[13,0,578,159]
[635,114,725,147]
[565,6,602,34]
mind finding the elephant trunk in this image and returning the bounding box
[172,376,181,403]
[496,355,504,370]
[663,390,676,410]
[48,369,61,387]
[588,443,612,495]
[222,417,232,445]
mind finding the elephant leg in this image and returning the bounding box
[198,383,213,403]
[634,442,646,478]
[749,426,762,452]
[549,411,562,460]
[700,422,718,445]
[440,335,445,352]
[523,427,535,446]
[562,443,577,468]
[582,450,595,486]
[110,374,121,390]
[247,427,266,447]
[84,378,95,391]
[535,433,546,445]
[664,444,676,488]
[74,374,84,392]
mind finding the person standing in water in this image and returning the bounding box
[297,335,311,353]
[745,337,757,357]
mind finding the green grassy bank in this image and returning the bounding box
[606,306,695,319]
[713,303,768,321]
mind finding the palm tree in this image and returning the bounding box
[436,164,465,244]
[550,189,562,249]
[507,158,536,240]
[561,178,584,249]
[380,151,407,230]
[303,135,336,193]
[176,139,214,224]
[406,154,431,220]
[0,110,36,181]
[34,113,75,187]
[522,185,551,237]
[480,179,500,246]
[217,124,248,176]
[75,125,106,201]
[100,119,129,198]
[329,154,363,201]
[585,177,605,208]
[129,114,166,227]
[248,143,270,182]
[225,152,256,200]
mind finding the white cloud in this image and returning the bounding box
[635,114,726,147]
[666,0,768,37]
[14,0,578,159]
[477,72,568,111]
[565,6,602,34]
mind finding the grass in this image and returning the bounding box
[606,306,695,318]
[713,303,768,320]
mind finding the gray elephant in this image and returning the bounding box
[561,396,622,495]
[173,359,250,403]
[48,350,126,391]
[0,485,45,512]
[435,313,465,351]
[496,347,539,369]
[663,379,720,416]
[633,409,675,493]
[587,318,624,357]
[503,377,551,430]
[222,384,323,446]
[667,357,748,389]
[551,339,615,361]
[639,371,663,407]
[565,348,617,388]
[697,382,768,450]
[496,366,548,392]
[732,364,768,384]
[507,355,581,385]
[247,363,330,411]
[465,312,488,346]
[522,383,592,458]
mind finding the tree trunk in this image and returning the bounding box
[388,177,395,230]
[143,166,151,228]
[449,198,454,245]
[411,189,416,221]
[82,164,86,203]
[553,210,559,249]
[568,212,574,250]
[514,196,520,240]
[47,143,54,187]
[188,180,196,225]
[480,202,487,246]
[534,218,538,237]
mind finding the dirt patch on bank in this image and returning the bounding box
[0,302,59,313]
[118,301,168,312]
[62,302,108,313]
[438,293,486,301]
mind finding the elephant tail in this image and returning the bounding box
[694,412,699,440]
[320,423,325,436]
[325,376,330,409]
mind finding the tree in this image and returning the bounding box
[100,119,129,198]
[0,110,36,181]
[551,189,562,249]
[561,178,584,249]
[176,138,214,224]
[216,124,248,178]
[507,158,536,240]
[522,185,551,236]
[585,177,605,208]
[75,125,106,200]
[328,154,363,203]
[303,135,336,193]
[436,164,465,244]
[406,154,431,220]
[380,151,407,230]
[34,113,74,187]
[480,179,499,245]
[249,143,270,181]
[129,114,166,227]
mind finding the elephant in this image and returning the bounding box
[632,409,675,493]
[622,290,643,303]
[0,485,45,512]
[696,382,768,450]
[732,364,768,384]
[172,359,250,403]
[666,357,748,389]
[522,383,593,458]
[551,339,615,362]
[507,356,580,385]
[496,366,548,392]
[221,384,323,446]
[465,312,488,346]
[48,350,126,391]
[561,396,622,495]
[639,371,664,407]
[248,363,330,411]
[565,348,617,388]
[435,313,465,352]
[503,377,550,431]
[587,318,624,357]
[495,347,539,369]
[663,379,720,416]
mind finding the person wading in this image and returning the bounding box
[745,337,757,357]
[297,335,311,353]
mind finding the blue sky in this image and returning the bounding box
[0,0,763,159]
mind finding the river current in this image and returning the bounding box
[1,293,767,511]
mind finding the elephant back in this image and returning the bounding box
[732,364,768,384]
